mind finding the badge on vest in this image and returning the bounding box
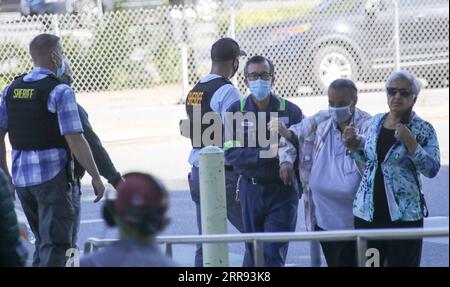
[186,91,204,106]
[13,88,35,100]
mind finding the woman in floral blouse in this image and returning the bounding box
[344,71,440,267]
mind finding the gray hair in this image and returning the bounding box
[385,71,422,97]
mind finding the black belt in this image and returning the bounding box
[241,175,282,185]
[225,165,234,172]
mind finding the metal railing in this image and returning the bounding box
[84,227,449,267]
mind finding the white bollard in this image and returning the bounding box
[199,146,229,267]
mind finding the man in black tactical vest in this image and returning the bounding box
[0,33,105,267]
[183,38,246,267]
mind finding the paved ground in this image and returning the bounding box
[12,87,449,267]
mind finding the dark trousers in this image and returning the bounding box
[16,169,75,267]
[314,225,357,267]
[188,166,244,267]
[239,177,298,267]
[354,216,423,267]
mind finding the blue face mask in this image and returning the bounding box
[56,58,65,78]
[329,104,353,124]
[249,79,271,101]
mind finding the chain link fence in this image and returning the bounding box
[0,0,448,97]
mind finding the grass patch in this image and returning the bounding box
[0,78,8,93]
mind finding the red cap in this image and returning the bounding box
[115,173,167,221]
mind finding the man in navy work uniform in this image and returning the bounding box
[0,33,105,267]
[183,38,246,267]
[224,55,303,267]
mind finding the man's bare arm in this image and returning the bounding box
[65,133,105,202]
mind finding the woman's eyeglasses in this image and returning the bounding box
[387,87,413,98]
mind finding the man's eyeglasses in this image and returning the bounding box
[387,87,413,98]
[246,72,273,81]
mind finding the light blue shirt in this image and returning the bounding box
[308,122,361,230]
[187,74,242,167]
[80,239,178,267]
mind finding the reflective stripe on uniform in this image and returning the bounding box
[223,140,242,151]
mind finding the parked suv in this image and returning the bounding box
[237,0,449,95]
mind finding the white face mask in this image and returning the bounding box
[329,104,353,123]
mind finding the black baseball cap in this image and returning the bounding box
[211,37,247,62]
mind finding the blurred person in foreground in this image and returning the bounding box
[0,168,28,267]
[80,172,177,267]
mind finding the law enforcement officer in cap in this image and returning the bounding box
[181,37,246,267]
[80,172,176,267]
[0,33,105,267]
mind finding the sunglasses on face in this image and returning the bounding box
[246,72,272,81]
[386,87,414,98]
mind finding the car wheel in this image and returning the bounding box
[312,45,359,93]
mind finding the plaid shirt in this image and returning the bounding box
[0,67,83,187]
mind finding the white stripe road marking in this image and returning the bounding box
[80,219,105,224]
